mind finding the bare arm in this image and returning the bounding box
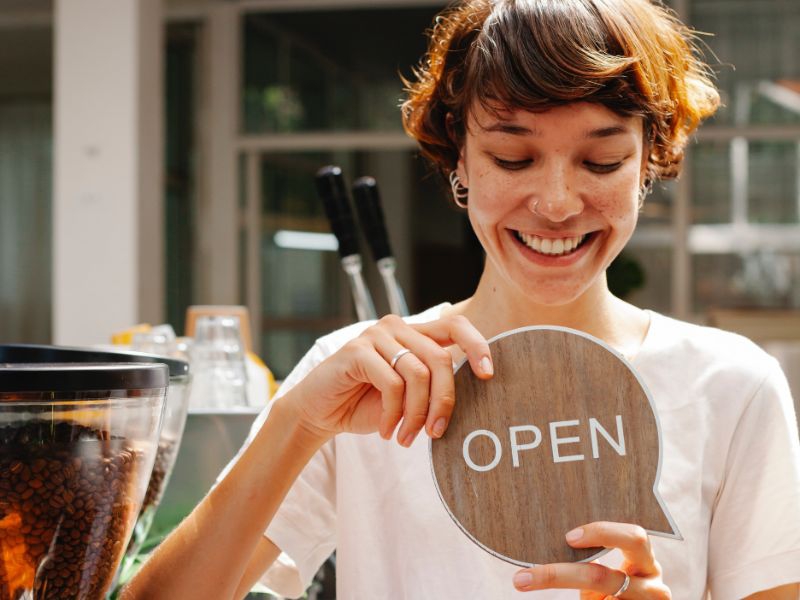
[232,537,281,600]
[122,314,491,600]
[747,584,800,600]
[121,397,326,600]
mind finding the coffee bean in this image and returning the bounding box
[0,421,145,600]
[140,439,178,515]
[124,438,179,560]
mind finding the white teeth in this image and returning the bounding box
[517,232,586,256]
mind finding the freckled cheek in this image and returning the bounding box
[586,181,639,222]
[468,177,520,216]
[467,204,500,240]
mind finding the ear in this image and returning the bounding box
[639,122,654,186]
[456,154,469,188]
[446,112,469,187]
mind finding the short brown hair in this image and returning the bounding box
[402,0,719,184]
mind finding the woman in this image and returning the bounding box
[124,1,800,598]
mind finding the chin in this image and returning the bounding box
[517,280,592,308]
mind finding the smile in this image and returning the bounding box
[513,231,589,257]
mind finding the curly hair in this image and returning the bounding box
[401,0,720,185]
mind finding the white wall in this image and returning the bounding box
[53,0,164,345]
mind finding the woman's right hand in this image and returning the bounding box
[284,314,494,447]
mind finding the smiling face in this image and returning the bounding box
[456,101,647,308]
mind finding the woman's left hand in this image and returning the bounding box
[511,521,671,599]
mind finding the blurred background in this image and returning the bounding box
[1,0,799,383]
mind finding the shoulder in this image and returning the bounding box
[645,310,778,375]
[639,311,786,409]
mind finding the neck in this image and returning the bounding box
[450,268,649,359]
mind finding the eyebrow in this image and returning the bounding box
[481,122,632,138]
[584,125,631,139]
[483,122,540,136]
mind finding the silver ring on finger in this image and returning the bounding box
[390,348,412,369]
[611,573,631,598]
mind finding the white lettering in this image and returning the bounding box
[549,420,585,463]
[462,416,626,469]
[589,415,626,459]
[509,425,542,467]
[463,429,503,472]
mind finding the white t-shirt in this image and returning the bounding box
[224,304,800,599]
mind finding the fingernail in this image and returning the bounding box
[480,356,493,376]
[566,527,584,543]
[433,417,447,437]
[402,432,417,447]
[513,572,533,587]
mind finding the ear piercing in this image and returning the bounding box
[449,171,469,209]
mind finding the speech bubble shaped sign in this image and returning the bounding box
[430,326,680,566]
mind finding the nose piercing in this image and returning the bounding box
[531,199,541,214]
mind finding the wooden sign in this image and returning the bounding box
[430,326,679,566]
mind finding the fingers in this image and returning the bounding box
[367,326,435,444]
[394,336,449,446]
[511,522,668,597]
[564,522,660,578]
[407,315,494,440]
[412,315,493,380]
[343,338,406,439]
[512,563,670,598]
[363,314,492,445]
[513,563,628,594]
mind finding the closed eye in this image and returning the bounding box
[585,160,623,174]
[493,157,532,171]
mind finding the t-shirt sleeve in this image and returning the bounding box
[260,436,337,598]
[707,358,800,599]
[262,343,338,597]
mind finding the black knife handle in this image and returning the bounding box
[315,165,360,258]
[352,176,392,262]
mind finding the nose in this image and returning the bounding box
[527,166,584,223]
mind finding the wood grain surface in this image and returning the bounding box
[430,327,675,566]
